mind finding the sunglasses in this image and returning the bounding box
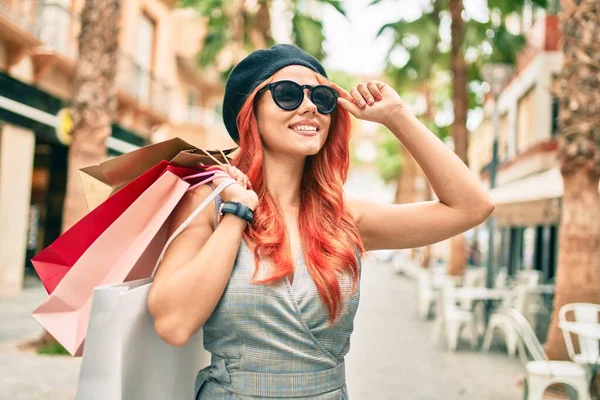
[257,80,339,114]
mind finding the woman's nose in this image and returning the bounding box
[297,90,317,115]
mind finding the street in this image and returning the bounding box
[0,258,524,400]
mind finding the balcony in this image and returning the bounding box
[0,0,43,66]
[31,2,80,80]
[117,53,172,121]
[37,2,79,59]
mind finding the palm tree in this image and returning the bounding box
[375,0,543,274]
[376,0,453,267]
[28,0,121,352]
[180,0,347,74]
[62,0,121,231]
[544,0,600,360]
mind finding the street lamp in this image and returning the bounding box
[481,63,513,289]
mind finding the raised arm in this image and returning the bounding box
[334,80,494,251]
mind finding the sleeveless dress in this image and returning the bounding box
[194,196,362,399]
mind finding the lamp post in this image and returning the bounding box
[481,63,513,290]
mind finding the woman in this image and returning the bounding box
[148,44,494,399]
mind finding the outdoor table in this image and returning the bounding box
[431,287,508,348]
[452,287,508,301]
[559,321,600,397]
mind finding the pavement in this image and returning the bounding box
[0,260,525,400]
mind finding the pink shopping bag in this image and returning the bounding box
[31,170,200,356]
[32,161,215,294]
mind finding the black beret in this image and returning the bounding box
[223,44,328,143]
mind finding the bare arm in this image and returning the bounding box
[148,167,257,346]
[335,81,494,251]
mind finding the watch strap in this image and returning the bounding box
[220,201,254,224]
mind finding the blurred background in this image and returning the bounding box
[0,0,598,399]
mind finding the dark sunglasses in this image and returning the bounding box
[257,80,339,114]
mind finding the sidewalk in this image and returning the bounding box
[346,256,523,399]
[0,277,80,400]
[0,262,524,400]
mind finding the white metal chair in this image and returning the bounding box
[482,285,528,357]
[416,270,435,319]
[507,308,590,400]
[559,303,600,368]
[515,269,543,288]
[431,285,478,351]
[494,267,508,289]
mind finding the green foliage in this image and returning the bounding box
[37,341,69,356]
[291,14,326,61]
[181,0,347,74]
[327,70,360,89]
[375,127,403,182]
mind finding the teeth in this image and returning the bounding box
[292,125,317,132]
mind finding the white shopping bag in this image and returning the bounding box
[76,179,236,400]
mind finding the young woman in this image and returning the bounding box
[148,44,494,399]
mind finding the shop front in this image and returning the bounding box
[0,71,147,296]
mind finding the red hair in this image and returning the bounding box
[233,75,365,323]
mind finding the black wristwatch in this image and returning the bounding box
[219,201,254,224]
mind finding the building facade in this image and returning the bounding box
[470,11,562,282]
[0,0,234,296]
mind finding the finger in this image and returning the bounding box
[367,81,383,101]
[350,88,366,108]
[337,97,361,116]
[357,83,374,105]
[329,82,353,102]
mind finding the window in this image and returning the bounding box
[551,96,559,137]
[499,113,510,162]
[516,86,536,154]
[135,13,156,103]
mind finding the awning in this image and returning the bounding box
[489,167,600,226]
[489,168,563,204]
[489,168,563,227]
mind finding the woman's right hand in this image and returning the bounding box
[208,165,258,210]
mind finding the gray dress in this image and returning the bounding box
[194,196,361,399]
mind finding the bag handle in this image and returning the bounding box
[151,178,237,277]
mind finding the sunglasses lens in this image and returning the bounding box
[312,86,337,114]
[272,82,302,110]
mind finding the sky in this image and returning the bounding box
[321,0,489,75]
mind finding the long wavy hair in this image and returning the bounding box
[232,73,365,323]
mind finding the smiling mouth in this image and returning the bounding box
[290,125,319,135]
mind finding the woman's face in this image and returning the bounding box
[255,65,332,158]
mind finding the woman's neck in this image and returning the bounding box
[261,151,305,209]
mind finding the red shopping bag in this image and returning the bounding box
[31,167,222,356]
[31,161,215,294]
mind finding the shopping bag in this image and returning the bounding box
[31,161,216,294]
[31,170,196,356]
[75,179,236,400]
[79,137,236,210]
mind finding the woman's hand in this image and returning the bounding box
[331,80,406,127]
[207,165,258,210]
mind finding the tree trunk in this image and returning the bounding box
[545,0,600,360]
[448,0,468,165]
[447,0,469,276]
[248,0,273,49]
[420,87,435,269]
[394,147,419,205]
[62,0,120,231]
[545,171,600,359]
[28,0,121,352]
[421,181,434,268]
